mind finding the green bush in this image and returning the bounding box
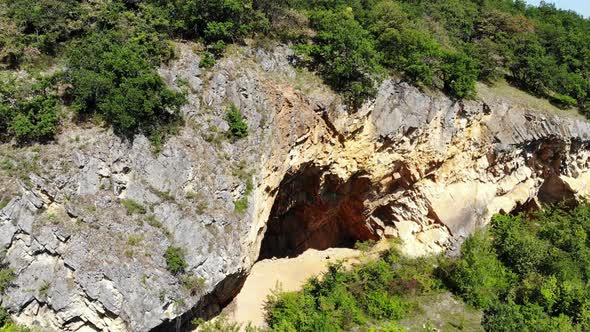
[442,231,515,309]
[482,302,577,332]
[265,253,429,331]
[1,0,84,65]
[441,51,479,99]
[0,268,14,294]
[452,205,590,331]
[0,74,60,143]
[200,52,216,68]
[297,7,382,106]
[165,246,187,275]
[225,104,248,139]
[66,31,185,138]
[362,291,409,320]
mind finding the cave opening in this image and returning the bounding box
[258,164,379,260]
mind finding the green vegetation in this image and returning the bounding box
[127,235,143,246]
[1,0,589,144]
[0,73,60,143]
[165,246,187,275]
[0,306,29,332]
[121,199,147,215]
[225,104,249,140]
[1,0,188,144]
[179,274,206,295]
[37,280,50,298]
[0,264,27,332]
[296,7,383,106]
[186,191,208,214]
[66,31,185,139]
[145,214,172,237]
[234,196,249,214]
[442,204,590,331]
[192,315,264,332]
[150,187,175,202]
[234,178,254,214]
[264,247,441,331]
[0,268,14,295]
[285,0,590,106]
[261,203,590,331]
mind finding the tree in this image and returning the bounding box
[444,231,515,309]
[298,7,382,106]
[483,302,577,332]
[66,31,185,138]
[3,0,84,56]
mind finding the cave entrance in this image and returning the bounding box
[258,164,379,260]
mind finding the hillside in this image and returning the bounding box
[0,1,590,332]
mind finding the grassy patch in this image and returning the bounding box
[150,186,175,202]
[121,199,146,215]
[186,191,208,214]
[399,293,482,332]
[203,125,226,148]
[127,235,143,246]
[0,199,8,210]
[145,215,171,237]
[477,81,585,120]
[179,274,206,296]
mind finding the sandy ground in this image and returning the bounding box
[220,241,391,328]
[221,247,360,327]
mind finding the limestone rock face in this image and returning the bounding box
[0,43,589,331]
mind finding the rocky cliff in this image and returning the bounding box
[1,43,589,331]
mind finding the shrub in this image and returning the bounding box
[297,7,382,107]
[200,52,216,68]
[0,74,60,143]
[165,246,187,275]
[362,291,409,320]
[1,0,84,64]
[0,267,15,294]
[441,51,478,99]
[482,302,577,332]
[66,31,185,138]
[438,231,514,309]
[491,214,550,276]
[234,196,249,213]
[225,104,248,139]
[192,315,265,332]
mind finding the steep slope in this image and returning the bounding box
[0,43,589,331]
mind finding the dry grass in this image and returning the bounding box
[477,80,586,121]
